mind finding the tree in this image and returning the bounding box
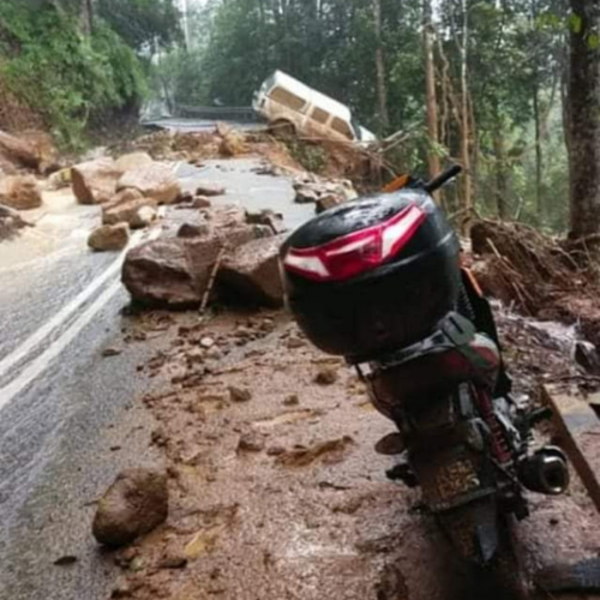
[96,0,181,52]
[568,0,600,237]
[373,0,390,133]
[423,0,440,182]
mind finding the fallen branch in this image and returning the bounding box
[199,245,226,317]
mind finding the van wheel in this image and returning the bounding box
[270,120,296,139]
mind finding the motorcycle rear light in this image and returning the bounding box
[283,203,426,282]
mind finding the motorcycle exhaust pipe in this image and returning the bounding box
[519,446,570,495]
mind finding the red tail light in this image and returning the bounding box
[283,204,426,282]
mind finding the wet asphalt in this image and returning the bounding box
[0,157,310,600]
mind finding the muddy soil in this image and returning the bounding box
[104,306,600,600]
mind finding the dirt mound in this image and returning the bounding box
[0,79,45,134]
[470,219,600,348]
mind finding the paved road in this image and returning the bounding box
[0,157,310,600]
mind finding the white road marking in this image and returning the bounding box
[0,227,162,412]
[0,228,156,384]
[0,278,122,411]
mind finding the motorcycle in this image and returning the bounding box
[279,165,570,584]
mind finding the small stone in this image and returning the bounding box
[111,580,132,598]
[200,337,215,349]
[114,547,138,568]
[267,446,286,457]
[102,347,122,357]
[237,432,265,453]
[206,347,224,361]
[192,196,212,208]
[53,555,77,566]
[159,549,188,569]
[286,336,305,349]
[315,368,338,386]
[284,394,300,406]
[196,182,226,197]
[151,428,168,447]
[129,556,145,572]
[229,386,252,403]
[176,190,194,204]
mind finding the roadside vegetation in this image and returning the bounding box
[0,0,180,149]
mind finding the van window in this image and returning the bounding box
[269,87,306,111]
[310,106,330,124]
[331,117,354,140]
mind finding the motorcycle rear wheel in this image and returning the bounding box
[439,505,529,599]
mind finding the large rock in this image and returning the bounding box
[0,129,40,170]
[0,175,42,210]
[114,152,153,172]
[88,224,130,252]
[122,226,272,307]
[92,468,168,548]
[72,158,123,205]
[219,235,286,306]
[122,237,219,307]
[118,163,181,205]
[102,189,157,229]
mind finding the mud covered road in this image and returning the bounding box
[1,145,600,600]
[107,308,600,600]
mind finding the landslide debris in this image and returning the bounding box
[470,219,600,351]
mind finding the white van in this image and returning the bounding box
[253,70,376,145]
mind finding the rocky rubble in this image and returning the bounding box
[293,174,358,213]
[121,199,281,308]
[0,203,30,240]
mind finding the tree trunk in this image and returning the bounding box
[493,118,508,220]
[568,0,600,238]
[373,0,390,133]
[459,0,472,226]
[423,0,440,185]
[533,86,543,217]
[80,0,93,36]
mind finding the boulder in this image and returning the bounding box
[122,238,203,307]
[218,234,286,307]
[72,158,123,205]
[122,225,272,307]
[88,224,130,252]
[102,191,157,229]
[92,467,169,548]
[0,129,40,170]
[114,152,153,173]
[0,175,43,210]
[118,163,181,205]
[195,182,226,197]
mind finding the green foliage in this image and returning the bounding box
[0,0,146,148]
[96,0,182,52]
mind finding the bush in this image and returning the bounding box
[0,1,146,149]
